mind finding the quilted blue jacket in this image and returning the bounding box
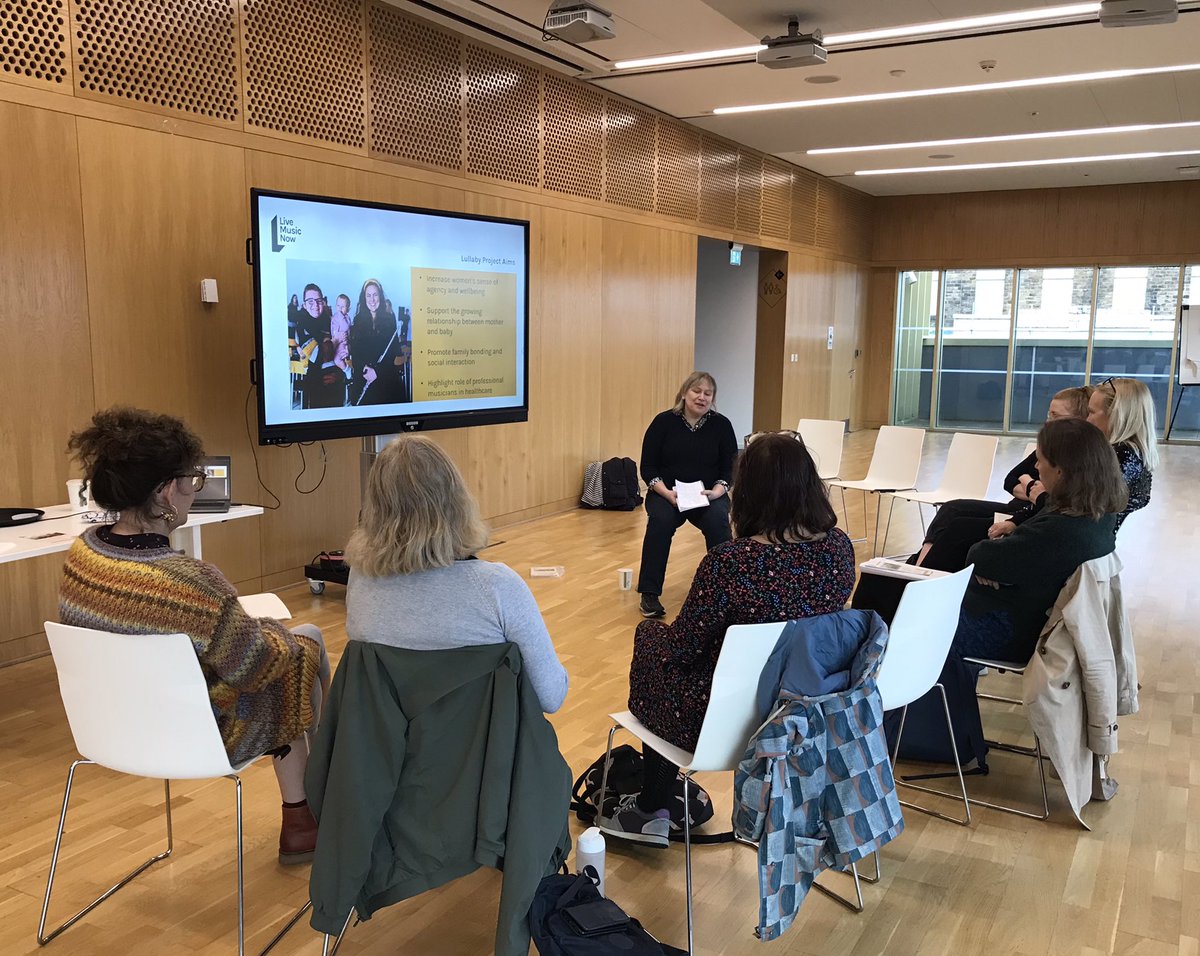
[733,610,903,941]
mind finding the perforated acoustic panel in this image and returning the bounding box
[736,149,763,236]
[71,0,238,119]
[815,179,840,251]
[464,44,539,187]
[1,0,68,87]
[699,135,737,230]
[543,71,602,201]
[367,4,461,170]
[604,98,655,212]
[791,168,819,247]
[761,157,793,241]
[242,0,365,148]
[655,118,699,221]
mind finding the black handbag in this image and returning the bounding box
[529,866,687,956]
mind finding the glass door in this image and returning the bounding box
[1010,267,1093,431]
[1167,264,1200,439]
[892,271,938,427]
[1090,266,1180,436]
[935,268,1013,430]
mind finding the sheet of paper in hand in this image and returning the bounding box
[674,480,709,512]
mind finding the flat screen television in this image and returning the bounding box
[250,188,530,445]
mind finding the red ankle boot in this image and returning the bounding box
[279,801,318,865]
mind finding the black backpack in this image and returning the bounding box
[570,745,725,842]
[529,865,687,956]
[581,458,642,511]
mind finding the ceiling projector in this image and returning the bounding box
[543,1,616,42]
[1099,0,1179,26]
[757,20,827,68]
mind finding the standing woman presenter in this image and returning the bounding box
[636,372,737,618]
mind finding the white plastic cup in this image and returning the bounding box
[576,826,606,897]
[66,479,89,508]
[618,568,633,590]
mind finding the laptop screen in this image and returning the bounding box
[196,456,232,509]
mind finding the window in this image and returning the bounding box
[892,271,937,427]
[936,269,1013,430]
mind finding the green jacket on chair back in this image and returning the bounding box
[304,640,572,955]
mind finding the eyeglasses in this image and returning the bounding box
[164,472,207,493]
[745,429,804,445]
[1096,376,1117,392]
[303,297,322,306]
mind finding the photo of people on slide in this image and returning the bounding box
[286,261,413,411]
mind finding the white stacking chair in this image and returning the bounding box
[1023,440,1038,458]
[829,426,925,555]
[596,621,866,954]
[875,566,975,830]
[39,622,270,954]
[796,418,845,481]
[886,432,1000,549]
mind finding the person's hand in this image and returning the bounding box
[1026,480,1045,501]
[975,575,1002,589]
[987,520,1017,539]
[656,484,678,506]
[363,366,377,384]
[702,484,727,500]
[1013,473,1037,501]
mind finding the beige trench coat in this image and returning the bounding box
[1022,552,1136,828]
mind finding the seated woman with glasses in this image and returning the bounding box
[603,433,856,847]
[59,407,331,865]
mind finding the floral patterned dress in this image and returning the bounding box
[628,532,857,752]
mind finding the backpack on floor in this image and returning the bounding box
[581,458,642,511]
[570,745,723,841]
[530,865,688,955]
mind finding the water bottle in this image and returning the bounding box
[575,826,606,897]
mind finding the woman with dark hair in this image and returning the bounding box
[602,433,856,846]
[952,416,1128,664]
[58,407,331,865]
[348,278,406,405]
[635,371,738,619]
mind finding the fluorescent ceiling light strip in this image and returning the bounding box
[855,149,1200,176]
[824,2,1099,45]
[614,45,763,70]
[809,121,1200,155]
[715,62,1200,114]
[611,2,1100,71]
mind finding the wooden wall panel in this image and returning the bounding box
[873,181,1200,266]
[599,220,697,457]
[857,267,897,429]
[0,103,92,508]
[753,250,788,432]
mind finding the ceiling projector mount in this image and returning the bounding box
[758,19,827,68]
[543,1,616,43]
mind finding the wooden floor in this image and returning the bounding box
[1,430,1196,955]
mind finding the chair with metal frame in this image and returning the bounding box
[797,418,849,527]
[876,565,976,830]
[38,621,276,955]
[886,432,999,548]
[596,621,867,956]
[828,426,925,556]
[958,655,1051,821]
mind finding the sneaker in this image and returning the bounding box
[599,794,670,848]
[639,594,666,618]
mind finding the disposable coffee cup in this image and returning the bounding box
[66,479,89,508]
[619,568,633,590]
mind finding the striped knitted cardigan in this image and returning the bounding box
[59,527,322,766]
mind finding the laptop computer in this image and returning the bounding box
[192,456,232,513]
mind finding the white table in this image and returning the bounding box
[0,503,264,564]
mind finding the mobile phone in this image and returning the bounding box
[563,898,630,937]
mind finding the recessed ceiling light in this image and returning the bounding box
[854,148,1200,176]
[612,2,1100,71]
[807,120,1200,155]
[804,75,841,84]
[715,62,1200,114]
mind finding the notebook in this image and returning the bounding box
[191,456,232,513]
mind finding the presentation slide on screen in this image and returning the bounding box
[255,193,527,427]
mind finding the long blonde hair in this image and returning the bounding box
[1095,377,1159,472]
[345,435,489,576]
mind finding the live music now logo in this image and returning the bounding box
[270,215,302,251]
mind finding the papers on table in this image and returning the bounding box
[674,480,710,512]
[859,558,950,581]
